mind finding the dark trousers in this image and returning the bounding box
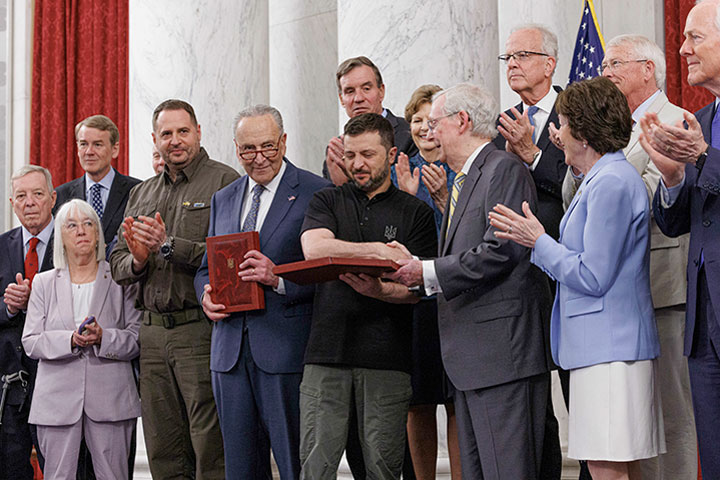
[0,395,36,479]
[688,266,720,479]
[454,372,549,480]
[213,332,300,480]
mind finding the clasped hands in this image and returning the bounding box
[72,321,102,348]
[121,213,167,272]
[395,153,449,213]
[638,110,707,188]
[498,107,540,164]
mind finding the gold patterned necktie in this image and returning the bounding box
[446,172,466,235]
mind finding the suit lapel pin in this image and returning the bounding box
[288,195,296,201]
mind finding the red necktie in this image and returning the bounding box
[24,237,40,284]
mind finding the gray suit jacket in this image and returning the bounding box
[22,261,141,425]
[561,91,689,309]
[434,143,552,391]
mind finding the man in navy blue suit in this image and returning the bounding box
[639,0,720,476]
[54,115,140,252]
[195,104,330,480]
[1,165,56,479]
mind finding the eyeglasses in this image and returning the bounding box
[427,112,459,132]
[498,51,550,64]
[63,220,95,232]
[236,134,283,161]
[600,59,647,72]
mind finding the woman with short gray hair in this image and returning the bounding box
[22,199,141,479]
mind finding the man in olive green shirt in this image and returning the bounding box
[110,99,239,479]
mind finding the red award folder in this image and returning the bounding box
[273,257,400,285]
[206,232,265,313]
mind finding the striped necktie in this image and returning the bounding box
[446,173,466,235]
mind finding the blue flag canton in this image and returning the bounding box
[568,2,604,84]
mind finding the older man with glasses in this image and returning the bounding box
[492,23,567,480]
[195,105,330,480]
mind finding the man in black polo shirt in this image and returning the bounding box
[299,113,437,480]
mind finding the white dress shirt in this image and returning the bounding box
[240,161,288,295]
[84,168,116,211]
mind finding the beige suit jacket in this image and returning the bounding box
[561,91,690,309]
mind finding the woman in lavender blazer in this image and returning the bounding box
[23,199,140,480]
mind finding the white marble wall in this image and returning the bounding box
[128,0,269,181]
[5,0,33,230]
[337,0,499,131]
[498,0,663,110]
[269,0,337,175]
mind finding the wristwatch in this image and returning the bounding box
[696,145,709,172]
[160,236,175,261]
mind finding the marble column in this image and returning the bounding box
[128,0,269,180]
[5,0,33,230]
[498,0,664,109]
[337,0,500,131]
[269,0,337,175]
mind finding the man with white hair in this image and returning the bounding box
[639,1,720,476]
[1,165,56,478]
[563,33,696,480]
[495,24,566,479]
[390,83,553,479]
[494,24,567,241]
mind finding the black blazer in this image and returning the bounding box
[493,86,567,240]
[0,227,54,398]
[54,169,141,245]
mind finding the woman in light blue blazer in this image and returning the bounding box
[489,77,663,480]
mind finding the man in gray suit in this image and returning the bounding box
[561,34,696,480]
[390,83,553,479]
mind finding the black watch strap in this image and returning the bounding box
[696,145,709,172]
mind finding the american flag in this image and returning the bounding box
[568,0,605,85]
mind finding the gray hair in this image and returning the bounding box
[232,105,284,138]
[53,199,105,269]
[510,23,559,60]
[11,165,53,195]
[606,34,666,87]
[434,83,498,139]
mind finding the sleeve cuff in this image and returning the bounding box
[273,278,286,295]
[660,175,686,208]
[528,150,542,171]
[422,260,442,295]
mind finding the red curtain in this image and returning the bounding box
[665,0,714,113]
[30,0,129,186]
